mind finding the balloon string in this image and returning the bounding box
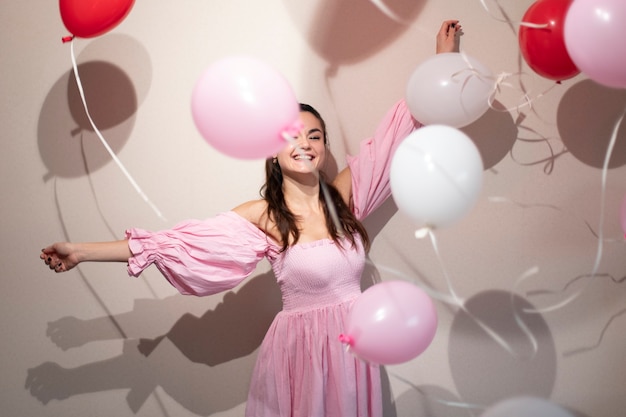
[369,261,460,306]
[424,229,463,306]
[519,22,549,29]
[474,0,567,120]
[409,229,538,359]
[492,109,625,314]
[452,51,561,120]
[477,0,548,29]
[510,124,567,175]
[68,39,167,222]
[53,176,128,340]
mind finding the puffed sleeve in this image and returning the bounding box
[125,211,271,296]
[347,99,421,220]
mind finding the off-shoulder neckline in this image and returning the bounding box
[224,210,339,249]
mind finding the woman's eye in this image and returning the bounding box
[309,136,321,141]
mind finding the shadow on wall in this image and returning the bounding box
[393,384,474,417]
[460,100,519,171]
[37,35,151,182]
[38,61,136,180]
[283,0,425,68]
[558,79,626,169]
[26,267,400,416]
[26,272,282,414]
[448,290,557,406]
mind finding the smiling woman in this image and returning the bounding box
[275,108,327,176]
[40,20,461,417]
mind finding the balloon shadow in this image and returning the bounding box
[283,0,425,67]
[460,100,518,170]
[74,34,153,105]
[392,383,475,417]
[26,271,282,414]
[557,79,626,169]
[526,272,626,358]
[448,290,557,406]
[38,61,137,180]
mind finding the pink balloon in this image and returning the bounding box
[564,0,626,89]
[341,281,438,365]
[620,194,626,238]
[191,56,300,159]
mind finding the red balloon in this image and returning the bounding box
[60,0,135,38]
[518,0,579,81]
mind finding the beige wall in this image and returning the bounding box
[3,1,625,416]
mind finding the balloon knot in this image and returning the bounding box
[414,227,431,239]
[338,334,353,345]
[62,35,75,44]
[282,120,305,140]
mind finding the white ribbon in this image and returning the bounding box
[69,40,166,221]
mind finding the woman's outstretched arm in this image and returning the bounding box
[40,240,131,273]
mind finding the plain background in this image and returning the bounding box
[2,1,625,416]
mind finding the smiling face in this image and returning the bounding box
[276,110,327,176]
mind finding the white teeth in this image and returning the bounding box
[294,155,312,160]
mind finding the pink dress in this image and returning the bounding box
[126,100,420,417]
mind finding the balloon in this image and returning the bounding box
[406,52,494,128]
[481,397,573,417]
[59,0,135,38]
[191,56,300,159]
[519,0,580,81]
[341,280,438,365]
[564,0,626,89]
[620,194,626,238]
[390,125,484,229]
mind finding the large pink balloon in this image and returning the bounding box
[564,0,626,89]
[406,53,494,128]
[191,56,300,159]
[620,194,626,238]
[341,280,438,365]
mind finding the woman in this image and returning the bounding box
[41,20,461,417]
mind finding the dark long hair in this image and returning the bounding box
[260,103,370,252]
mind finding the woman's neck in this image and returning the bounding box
[282,176,321,213]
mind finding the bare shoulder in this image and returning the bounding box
[332,166,353,207]
[232,199,282,243]
[232,199,268,227]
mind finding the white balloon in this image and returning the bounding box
[406,52,494,128]
[481,397,574,417]
[390,125,483,229]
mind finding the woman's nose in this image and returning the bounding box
[293,134,311,150]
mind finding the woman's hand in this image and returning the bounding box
[41,242,80,273]
[436,20,462,54]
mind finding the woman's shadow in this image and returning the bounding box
[26,271,282,415]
